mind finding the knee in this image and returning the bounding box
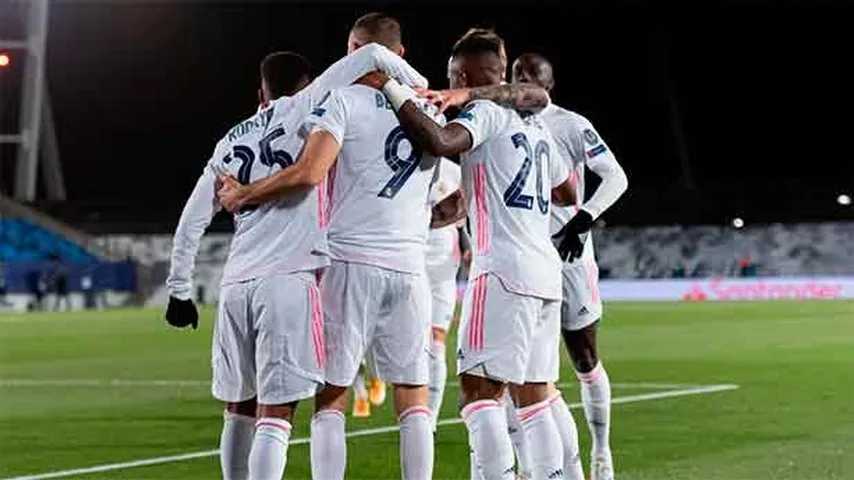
[256,402,297,422]
[315,384,348,413]
[393,384,428,416]
[511,383,550,408]
[572,352,598,374]
[458,374,504,409]
[226,397,257,418]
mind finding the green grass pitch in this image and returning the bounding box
[1,300,852,479]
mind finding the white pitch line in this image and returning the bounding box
[0,379,211,388]
[1,383,739,480]
[0,379,699,390]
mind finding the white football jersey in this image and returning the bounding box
[301,84,442,274]
[451,100,569,300]
[540,104,620,264]
[426,159,463,275]
[210,101,328,285]
[167,43,428,297]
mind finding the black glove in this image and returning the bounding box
[553,209,594,263]
[165,296,199,330]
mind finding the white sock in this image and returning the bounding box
[469,444,485,480]
[427,340,448,430]
[462,399,515,480]
[219,411,255,480]
[311,410,347,480]
[247,417,291,480]
[517,400,563,480]
[577,362,612,458]
[502,391,532,478]
[549,393,585,480]
[398,406,434,480]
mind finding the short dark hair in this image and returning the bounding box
[352,12,402,50]
[260,51,312,98]
[451,28,505,61]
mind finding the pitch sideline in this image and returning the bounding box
[1,383,739,480]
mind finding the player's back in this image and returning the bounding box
[303,84,440,273]
[213,100,327,284]
[451,100,568,300]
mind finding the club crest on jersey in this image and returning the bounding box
[586,144,607,158]
[582,128,599,145]
[457,103,476,121]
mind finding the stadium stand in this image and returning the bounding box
[0,194,138,311]
[95,221,854,307]
[596,222,854,279]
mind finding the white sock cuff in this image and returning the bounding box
[223,410,256,425]
[575,361,605,384]
[312,409,345,423]
[398,405,432,423]
[430,339,446,354]
[461,399,500,423]
[255,417,292,444]
[255,417,291,432]
[516,399,552,424]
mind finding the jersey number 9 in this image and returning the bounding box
[378,126,422,199]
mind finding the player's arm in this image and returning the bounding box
[217,91,350,212]
[353,73,473,158]
[431,189,466,228]
[298,43,428,107]
[217,130,340,212]
[165,163,221,329]
[419,83,551,114]
[584,146,628,219]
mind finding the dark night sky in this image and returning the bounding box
[1,0,853,231]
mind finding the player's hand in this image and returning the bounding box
[354,70,390,90]
[165,296,198,330]
[217,175,246,213]
[553,209,594,262]
[416,88,471,114]
[430,189,465,228]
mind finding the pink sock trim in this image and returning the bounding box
[516,399,552,424]
[575,362,604,384]
[313,409,345,422]
[461,399,500,422]
[255,417,292,433]
[398,405,432,423]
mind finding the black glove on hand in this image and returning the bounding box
[553,209,594,263]
[165,296,199,330]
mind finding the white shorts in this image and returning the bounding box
[321,260,431,387]
[212,271,324,405]
[457,274,560,385]
[561,258,603,331]
[427,268,458,331]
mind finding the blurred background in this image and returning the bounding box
[0,0,852,306]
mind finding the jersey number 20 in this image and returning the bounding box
[503,132,550,214]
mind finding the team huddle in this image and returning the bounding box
[165,12,627,480]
